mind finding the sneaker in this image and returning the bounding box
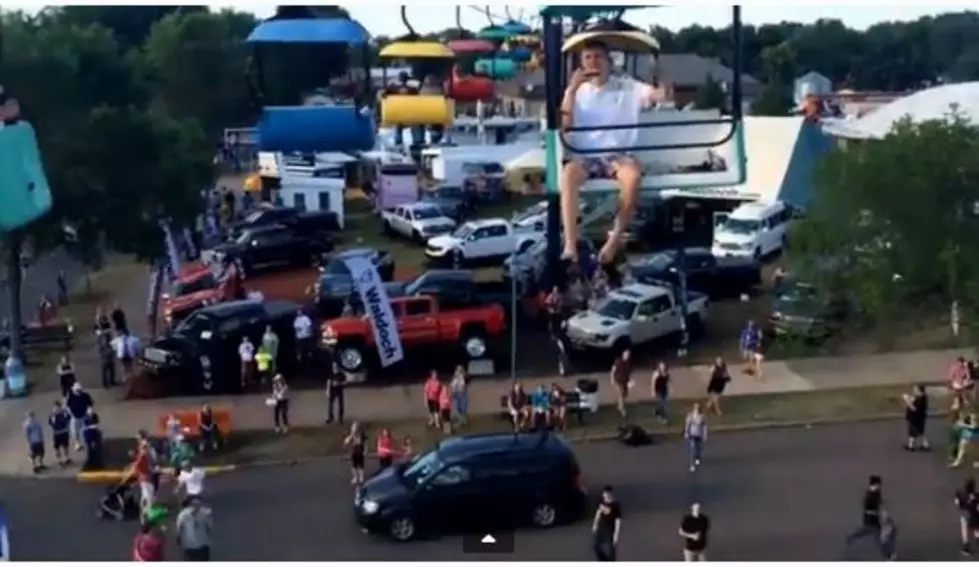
[695,459,701,466]
[689,465,696,472]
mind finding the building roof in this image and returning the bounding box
[822,82,979,140]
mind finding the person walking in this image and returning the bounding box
[271,375,290,434]
[95,329,116,389]
[611,349,633,418]
[174,460,206,500]
[878,510,898,561]
[254,345,273,385]
[423,371,442,429]
[449,365,469,427]
[739,320,763,380]
[704,357,731,416]
[110,303,129,335]
[48,401,72,466]
[684,404,707,472]
[176,496,213,561]
[293,309,314,365]
[65,383,93,452]
[551,322,572,377]
[132,518,166,561]
[81,406,103,471]
[24,411,46,474]
[678,502,710,561]
[901,384,930,451]
[955,478,979,556]
[651,361,670,424]
[344,422,367,486]
[844,475,885,555]
[376,428,395,470]
[326,363,346,424]
[238,336,255,389]
[261,325,279,373]
[437,380,453,434]
[591,485,622,561]
[56,356,76,397]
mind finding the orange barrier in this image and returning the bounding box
[157,408,232,438]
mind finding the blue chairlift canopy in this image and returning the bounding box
[510,46,532,62]
[247,18,371,44]
[477,26,514,42]
[501,20,532,34]
[538,6,643,20]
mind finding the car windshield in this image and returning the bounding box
[634,252,674,270]
[172,273,217,297]
[722,218,761,235]
[436,186,463,198]
[452,224,475,239]
[513,202,547,223]
[173,312,214,338]
[413,206,443,220]
[776,280,820,302]
[594,297,637,321]
[244,211,265,223]
[401,450,444,487]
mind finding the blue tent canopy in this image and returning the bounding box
[501,20,532,34]
[477,26,513,42]
[247,19,370,44]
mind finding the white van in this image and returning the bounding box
[711,201,794,259]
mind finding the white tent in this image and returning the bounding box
[822,82,979,140]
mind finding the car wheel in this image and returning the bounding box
[517,240,534,254]
[531,502,558,528]
[388,515,416,542]
[336,342,366,373]
[452,249,465,269]
[383,222,394,236]
[753,247,762,260]
[685,314,705,338]
[460,330,488,359]
[411,230,422,243]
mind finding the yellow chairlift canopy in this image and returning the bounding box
[562,30,660,54]
[379,41,454,59]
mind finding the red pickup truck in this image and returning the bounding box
[161,265,243,327]
[321,294,507,373]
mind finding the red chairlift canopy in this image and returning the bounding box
[448,39,496,55]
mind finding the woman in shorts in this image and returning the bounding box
[611,349,633,418]
[344,422,366,486]
[437,383,453,434]
[423,371,442,429]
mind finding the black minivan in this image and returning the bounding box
[355,431,587,541]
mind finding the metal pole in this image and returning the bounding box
[542,15,563,291]
[674,218,689,358]
[509,252,517,381]
[4,234,27,396]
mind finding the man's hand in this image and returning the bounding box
[567,69,591,93]
[640,83,668,109]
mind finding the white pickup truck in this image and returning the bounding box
[565,282,709,353]
[381,202,457,243]
[425,218,544,267]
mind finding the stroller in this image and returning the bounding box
[97,480,140,521]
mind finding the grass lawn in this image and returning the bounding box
[101,384,952,470]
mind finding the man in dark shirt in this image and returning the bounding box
[110,303,128,335]
[592,486,622,561]
[955,478,979,555]
[95,330,116,389]
[903,384,930,451]
[326,363,346,424]
[678,502,710,561]
[651,361,670,424]
[611,350,632,418]
[845,475,887,556]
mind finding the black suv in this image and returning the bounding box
[355,431,587,541]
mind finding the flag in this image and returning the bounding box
[159,220,182,282]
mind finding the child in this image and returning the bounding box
[24,410,45,473]
[401,436,414,463]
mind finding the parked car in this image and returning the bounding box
[228,206,340,240]
[355,431,587,541]
[503,236,596,293]
[381,203,457,243]
[321,294,507,373]
[565,282,709,355]
[421,185,474,221]
[161,269,221,327]
[630,248,761,298]
[425,218,544,268]
[312,248,396,318]
[388,269,516,315]
[139,300,302,395]
[769,279,849,340]
[711,201,795,260]
[206,224,334,277]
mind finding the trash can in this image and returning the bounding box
[577,378,599,414]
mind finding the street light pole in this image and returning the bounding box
[508,250,518,381]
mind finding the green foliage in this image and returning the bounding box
[789,115,979,339]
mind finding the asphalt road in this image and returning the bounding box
[0,420,969,561]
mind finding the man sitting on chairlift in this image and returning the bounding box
[559,39,666,267]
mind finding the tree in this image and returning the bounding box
[692,74,726,110]
[790,115,979,341]
[139,10,258,139]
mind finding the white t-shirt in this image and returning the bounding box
[177,468,206,496]
[294,315,313,340]
[571,76,654,154]
[238,341,254,362]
